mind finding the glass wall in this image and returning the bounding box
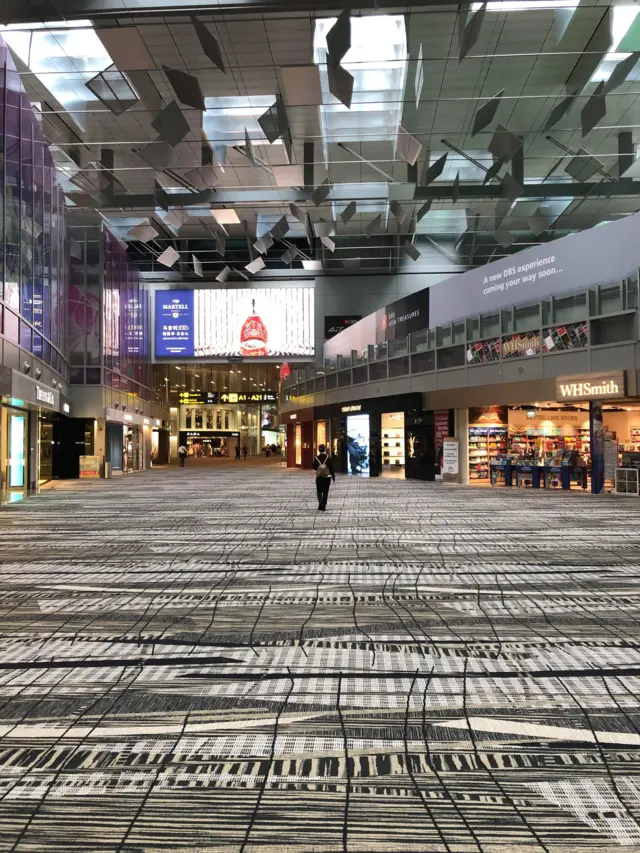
[0,33,67,381]
[68,225,153,401]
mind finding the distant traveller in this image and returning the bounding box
[313,444,335,511]
[235,443,241,460]
[243,444,248,460]
[178,444,188,468]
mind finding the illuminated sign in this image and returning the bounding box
[36,386,55,406]
[220,392,276,404]
[289,413,297,420]
[155,287,314,359]
[556,371,625,402]
[155,290,195,357]
[178,391,277,405]
[341,404,362,413]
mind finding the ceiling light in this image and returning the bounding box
[211,209,240,225]
[302,259,323,271]
[472,1,577,9]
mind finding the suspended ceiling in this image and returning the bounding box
[2,0,640,277]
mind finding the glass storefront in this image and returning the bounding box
[38,414,54,484]
[1,406,29,502]
[381,412,405,475]
[295,423,302,465]
[316,420,328,451]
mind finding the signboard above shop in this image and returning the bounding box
[555,371,626,402]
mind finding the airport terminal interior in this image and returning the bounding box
[3,0,640,849]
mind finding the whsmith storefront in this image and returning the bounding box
[0,367,69,503]
[281,214,640,495]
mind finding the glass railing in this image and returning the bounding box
[282,276,640,400]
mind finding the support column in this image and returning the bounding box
[590,400,604,494]
[455,408,469,485]
[29,411,38,493]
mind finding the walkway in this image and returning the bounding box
[2,466,640,852]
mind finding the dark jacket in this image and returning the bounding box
[313,452,335,481]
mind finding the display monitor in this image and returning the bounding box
[155,287,314,359]
[346,414,370,476]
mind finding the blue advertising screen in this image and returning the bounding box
[155,289,195,357]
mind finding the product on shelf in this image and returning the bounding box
[382,427,405,466]
[469,425,507,480]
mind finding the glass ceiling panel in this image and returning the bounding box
[313,15,407,163]
[0,23,112,131]
[592,6,640,83]
[203,96,277,149]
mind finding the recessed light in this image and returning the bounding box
[211,209,240,225]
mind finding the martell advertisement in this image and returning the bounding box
[155,289,195,357]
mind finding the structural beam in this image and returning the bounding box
[65,179,640,212]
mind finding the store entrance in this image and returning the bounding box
[39,413,54,484]
[381,412,405,477]
[468,404,597,490]
[1,407,29,502]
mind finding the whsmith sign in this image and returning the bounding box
[556,372,626,402]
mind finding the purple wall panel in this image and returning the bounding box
[0,32,67,380]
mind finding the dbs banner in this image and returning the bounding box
[155,287,314,359]
[378,290,429,342]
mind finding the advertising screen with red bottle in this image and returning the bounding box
[155,286,314,359]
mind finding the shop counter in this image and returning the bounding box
[490,462,587,490]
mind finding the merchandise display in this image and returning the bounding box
[381,412,405,470]
[469,425,507,481]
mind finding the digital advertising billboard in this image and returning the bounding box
[155,287,314,359]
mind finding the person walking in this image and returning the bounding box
[235,443,241,460]
[313,444,335,511]
[178,444,188,468]
[242,444,248,460]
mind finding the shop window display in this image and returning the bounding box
[468,407,508,482]
[381,412,405,472]
[346,414,370,475]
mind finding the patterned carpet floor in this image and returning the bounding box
[2,462,640,852]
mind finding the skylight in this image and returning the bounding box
[471,1,578,10]
[202,96,278,148]
[592,6,640,83]
[0,22,112,131]
[313,15,407,163]
[416,209,468,238]
[331,182,389,221]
